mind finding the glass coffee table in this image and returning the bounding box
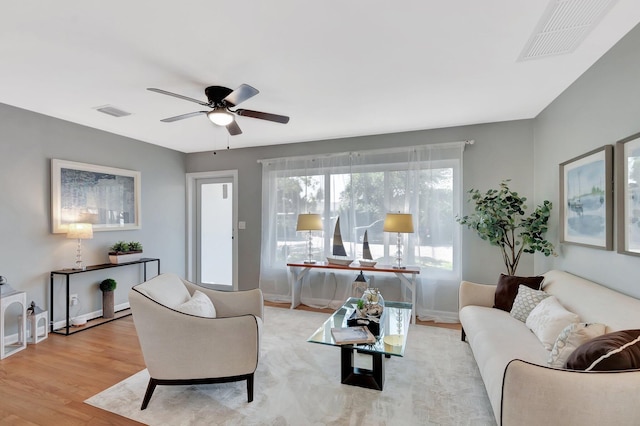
[307,297,412,390]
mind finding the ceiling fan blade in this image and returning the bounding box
[223,84,259,107]
[235,109,290,124]
[226,120,243,135]
[160,111,208,122]
[147,88,210,107]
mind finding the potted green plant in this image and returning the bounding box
[457,180,555,275]
[108,241,143,264]
[100,278,117,318]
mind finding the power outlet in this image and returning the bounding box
[70,294,79,306]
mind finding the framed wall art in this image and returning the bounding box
[51,159,141,233]
[559,145,613,250]
[616,132,640,256]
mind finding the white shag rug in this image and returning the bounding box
[85,306,494,425]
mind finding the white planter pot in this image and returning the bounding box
[109,252,143,264]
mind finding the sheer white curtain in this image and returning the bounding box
[259,142,466,321]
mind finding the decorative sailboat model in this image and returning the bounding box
[326,217,354,266]
[358,230,377,267]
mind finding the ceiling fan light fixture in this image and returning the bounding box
[207,108,234,126]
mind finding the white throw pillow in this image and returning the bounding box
[510,284,550,323]
[526,296,580,350]
[174,290,216,318]
[547,322,607,368]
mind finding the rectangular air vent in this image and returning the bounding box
[94,105,131,117]
[518,0,618,61]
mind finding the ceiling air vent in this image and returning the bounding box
[94,105,131,117]
[518,0,618,61]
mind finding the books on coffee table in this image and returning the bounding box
[330,326,376,345]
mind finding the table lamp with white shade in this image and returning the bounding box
[383,213,414,269]
[296,213,323,264]
[67,223,93,270]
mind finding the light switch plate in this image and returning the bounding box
[238,221,246,230]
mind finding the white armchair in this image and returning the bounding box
[128,273,263,410]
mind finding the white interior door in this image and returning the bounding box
[187,171,238,290]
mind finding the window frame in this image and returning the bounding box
[265,156,460,276]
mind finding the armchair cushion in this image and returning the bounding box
[175,290,216,318]
[134,272,191,308]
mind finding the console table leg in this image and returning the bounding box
[50,273,54,333]
[65,275,70,335]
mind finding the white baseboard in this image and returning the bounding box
[51,301,130,331]
[2,302,131,344]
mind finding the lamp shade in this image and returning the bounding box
[67,223,93,239]
[383,213,414,233]
[296,214,323,231]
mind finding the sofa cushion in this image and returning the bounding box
[134,273,191,308]
[547,322,607,368]
[526,296,580,350]
[565,329,640,371]
[494,273,545,312]
[459,305,550,422]
[510,285,550,323]
[174,290,217,318]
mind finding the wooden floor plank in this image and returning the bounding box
[0,316,145,425]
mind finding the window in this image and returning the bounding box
[259,142,466,322]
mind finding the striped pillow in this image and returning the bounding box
[565,329,640,371]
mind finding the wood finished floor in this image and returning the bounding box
[0,304,460,425]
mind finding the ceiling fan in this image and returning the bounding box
[147,84,289,136]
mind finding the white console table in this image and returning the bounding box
[286,262,419,324]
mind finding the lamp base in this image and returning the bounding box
[392,265,407,269]
[303,260,317,264]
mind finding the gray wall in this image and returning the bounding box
[187,119,536,290]
[0,103,186,329]
[534,23,640,297]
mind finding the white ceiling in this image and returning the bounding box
[2,1,640,153]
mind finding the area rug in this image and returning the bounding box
[85,306,494,425]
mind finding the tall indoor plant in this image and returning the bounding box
[457,180,555,275]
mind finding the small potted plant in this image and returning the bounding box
[100,278,117,318]
[108,241,143,264]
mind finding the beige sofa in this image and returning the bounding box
[459,270,640,426]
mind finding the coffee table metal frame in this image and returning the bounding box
[307,297,412,390]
